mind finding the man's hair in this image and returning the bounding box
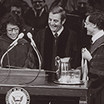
[10,1,22,15]
[4,1,23,14]
[77,0,88,3]
[10,1,22,8]
[49,5,66,22]
[88,11,104,30]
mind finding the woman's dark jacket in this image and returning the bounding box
[0,34,36,69]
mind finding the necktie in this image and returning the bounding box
[51,33,58,81]
[54,33,58,57]
[54,33,58,38]
[52,33,58,69]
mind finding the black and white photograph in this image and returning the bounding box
[0,0,104,104]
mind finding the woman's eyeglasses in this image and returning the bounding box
[7,27,19,32]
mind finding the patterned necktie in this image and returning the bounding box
[51,33,58,81]
[54,33,58,38]
[52,33,58,70]
[54,33,58,56]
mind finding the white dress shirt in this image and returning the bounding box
[53,26,64,37]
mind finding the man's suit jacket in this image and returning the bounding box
[35,26,80,70]
[23,7,48,33]
[88,35,104,104]
[90,35,104,75]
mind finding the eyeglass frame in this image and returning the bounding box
[6,27,20,33]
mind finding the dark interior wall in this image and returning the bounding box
[24,0,55,8]
[88,0,104,11]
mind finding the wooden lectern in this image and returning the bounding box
[0,68,46,85]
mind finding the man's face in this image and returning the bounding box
[77,1,87,13]
[11,6,22,16]
[32,0,45,10]
[84,16,94,36]
[6,23,19,40]
[48,12,65,33]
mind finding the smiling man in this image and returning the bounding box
[35,6,80,83]
[82,11,104,104]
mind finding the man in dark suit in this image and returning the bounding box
[23,0,48,34]
[82,11,104,104]
[35,6,81,82]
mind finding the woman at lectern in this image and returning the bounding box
[0,13,37,69]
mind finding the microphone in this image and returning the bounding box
[27,32,36,47]
[27,32,42,69]
[9,33,24,47]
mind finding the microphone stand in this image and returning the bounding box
[20,41,43,85]
[30,42,42,70]
[27,32,42,69]
[0,42,17,68]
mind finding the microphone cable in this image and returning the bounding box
[0,48,12,83]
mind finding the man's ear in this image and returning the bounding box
[93,24,97,29]
[62,19,66,25]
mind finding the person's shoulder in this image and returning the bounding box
[35,27,48,41]
[0,36,4,43]
[67,27,77,35]
[97,35,104,46]
[36,26,47,35]
[23,7,34,15]
[44,4,49,13]
[0,35,4,39]
[0,34,9,41]
[25,7,33,11]
[65,27,78,40]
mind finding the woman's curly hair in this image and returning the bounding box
[0,13,23,35]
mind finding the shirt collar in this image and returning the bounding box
[53,26,64,37]
[92,30,104,44]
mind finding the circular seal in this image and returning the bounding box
[5,87,30,104]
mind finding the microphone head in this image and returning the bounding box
[27,32,32,39]
[18,33,24,39]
